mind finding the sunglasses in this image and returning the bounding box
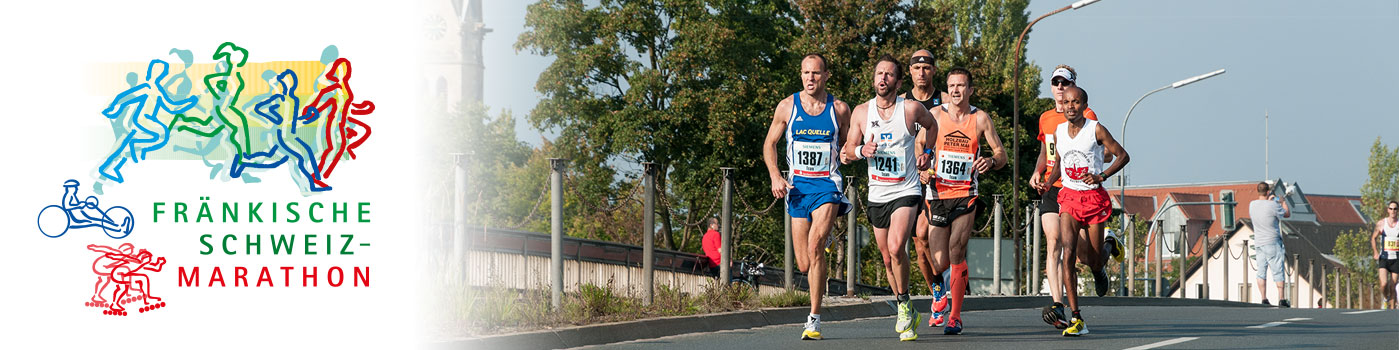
[1389,207,1398,210]
[1051,79,1073,87]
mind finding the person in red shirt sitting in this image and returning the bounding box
[702,218,723,276]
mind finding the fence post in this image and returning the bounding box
[642,162,655,305]
[1126,214,1135,297]
[784,171,794,291]
[452,153,470,283]
[1308,259,1315,308]
[1031,200,1041,296]
[1201,227,1209,300]
[1222,239,1229,301]
[720,168,734,287]
[847,176,858,297]
[549,158,567,310]
[992,195,1003,295]
[1291,253,1299,306]
[1022,204,1032,295]
[1243,239,1250,302]
[1154,219,1163,297]
[1178,224,1186,299]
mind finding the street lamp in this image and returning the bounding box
[1010,0,1101,295]
[1116,68,1225,296]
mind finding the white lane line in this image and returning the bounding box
[1247,321,1288,328]
[1123,337,1200,350]
[1342,310,1384,315]
[1283,317,1312,321]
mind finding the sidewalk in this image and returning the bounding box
[428,295,1264,349]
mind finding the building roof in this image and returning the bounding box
[1304,194,1367,225]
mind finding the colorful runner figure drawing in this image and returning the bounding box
[93,42,375,195]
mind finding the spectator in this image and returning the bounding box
[1249,181,1291,307]
[702,217,723,274]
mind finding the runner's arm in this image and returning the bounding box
[1374,222,1384,259]
[976,111,1006,172]
[764,98,793,198]
[908,101,936,170]
[841,105,868,164]
[1092,123,1129,186]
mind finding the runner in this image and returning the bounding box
[1371,200,1399,309]
[920,67,1006,335]
[1028,65,1118,329]
[903,49,950,328]
[1043,86,1130,336]
[763,53,853,341]
[841,54,937,341]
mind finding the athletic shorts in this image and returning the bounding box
[1254,241,1286,282]
[1038,186,1062,214]
[1378,256,1399,275]
[867,195,923,229]
[786,191,851,219]
[926,196,977,228]
[1057,187,1112,225]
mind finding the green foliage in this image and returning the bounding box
[759,289,811,308]
[499,0,1048,295]
[1359,137,1398,222]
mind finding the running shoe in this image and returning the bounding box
[943,317,963,335]
[1261,299,1270,306]
[802,315,822,340]
[1105,230,1124,264]
[1093,268,1110,297]
[1278,299,1290,308]
[929,282,947,327]
[900,328,919,341]
[1041,302,1069,329]
[895,300,920,333]
[1062,317,1088,336]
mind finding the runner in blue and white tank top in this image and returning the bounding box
[763,54,853,341]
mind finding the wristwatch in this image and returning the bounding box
[1096,172,1108,182]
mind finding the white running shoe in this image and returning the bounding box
[802,314,823,340]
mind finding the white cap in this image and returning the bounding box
[1051,67,1075,83]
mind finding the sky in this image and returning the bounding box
[479,0,1399,196]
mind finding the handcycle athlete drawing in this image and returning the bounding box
[36,180,133,239]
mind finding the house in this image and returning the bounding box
[1108,181,1368,307]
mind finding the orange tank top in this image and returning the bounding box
[929,105,980,199]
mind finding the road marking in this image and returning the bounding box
[1283,317,1311,321]
[1247,321,1288,328]
[1123,337,1199,350]
[1342,310,1384,315]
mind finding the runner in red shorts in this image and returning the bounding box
[1043,86,1129,336]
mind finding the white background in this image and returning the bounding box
[0,1,430,348]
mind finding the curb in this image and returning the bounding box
[430,296,1264,349]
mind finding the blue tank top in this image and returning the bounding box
[786,92,843,196]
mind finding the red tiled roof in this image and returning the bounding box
[1116,195,1157,218]
[1306,194,1366,225]
[1169,193,1214,220]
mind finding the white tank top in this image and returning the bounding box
[1383,218,1399,259]
[865,97,922,203]
[1054,119,1104,191]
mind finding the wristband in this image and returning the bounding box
[924,148,932,155]
[856,150,866,160]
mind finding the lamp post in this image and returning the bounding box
[1011,0,1100,294]
[1116,69,1226,294]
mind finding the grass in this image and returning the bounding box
[435,280,813,338]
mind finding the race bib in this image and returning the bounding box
[935,150,973,182]
[1385,237,1399,252]
[869,144,906,183]
[791,141,831,178]
[1044,135,1058,168]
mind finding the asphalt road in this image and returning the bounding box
[576,306,1398,349]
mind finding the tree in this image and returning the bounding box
[1359,137,1398,222]
[512,1,1046,293]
